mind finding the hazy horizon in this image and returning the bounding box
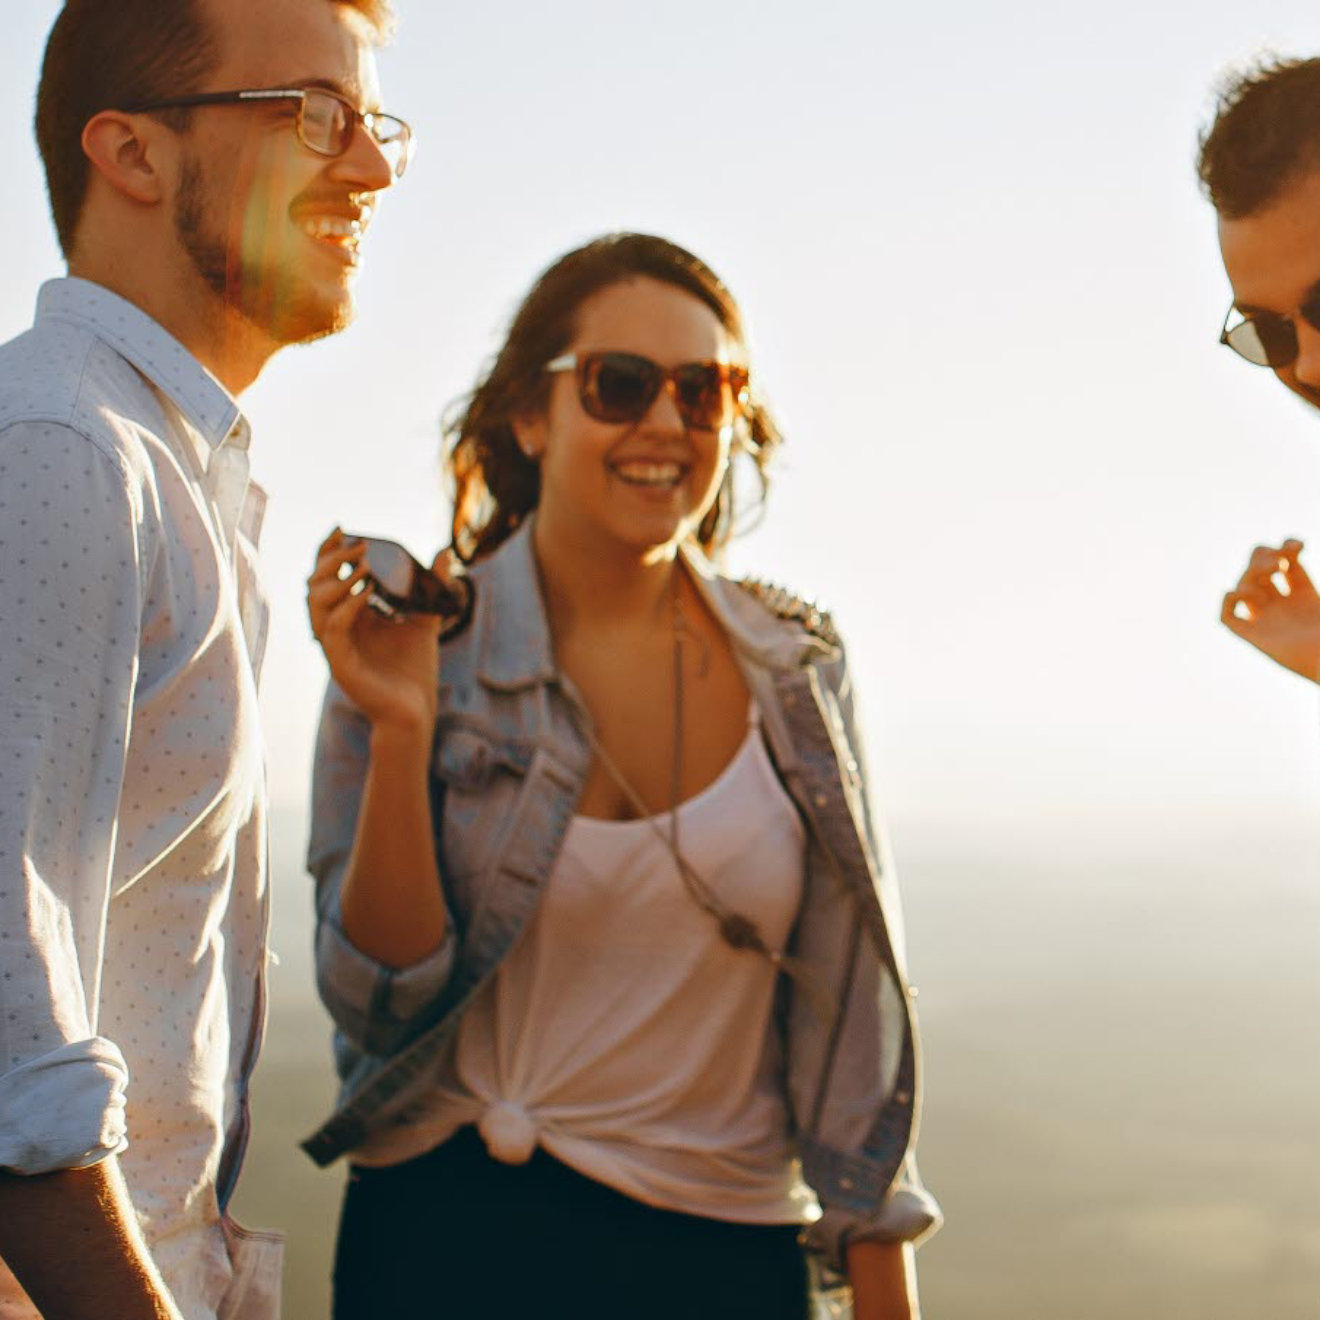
[231,804,1320,1317]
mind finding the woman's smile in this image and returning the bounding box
[607,458,690,490]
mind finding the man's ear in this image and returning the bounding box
[81,111,170,206]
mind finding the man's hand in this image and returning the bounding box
[846,1240,920,1320]
[1221,539,1320,683]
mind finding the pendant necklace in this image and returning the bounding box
[578,564,831,1018]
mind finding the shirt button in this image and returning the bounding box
[839,1176,854,1190]
[895,1090,912,1105]
[813,792,828,807]
[783,693,797,708]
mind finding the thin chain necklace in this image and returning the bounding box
[577,566,830,1018]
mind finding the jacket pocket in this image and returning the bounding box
[433,725,529,793]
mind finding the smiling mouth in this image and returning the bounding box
[295,212,370,263]
[609,460,688,489]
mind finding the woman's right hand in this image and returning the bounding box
[306,527,443,733]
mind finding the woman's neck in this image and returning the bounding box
[532,513,680,639]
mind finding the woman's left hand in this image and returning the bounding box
[846,1240,920,1320]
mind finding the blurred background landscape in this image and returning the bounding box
[233,806,1320,1317]
[5,0,1320,1313]
[905,811,1320,1316]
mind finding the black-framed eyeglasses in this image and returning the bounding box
[122,87,414,179]
[545,351,752,431]
[1220,289,1320,369]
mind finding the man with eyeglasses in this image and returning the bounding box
[0,1,410,1316]
[1202,57,1320,683]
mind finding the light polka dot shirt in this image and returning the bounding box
[0,279,275,1318]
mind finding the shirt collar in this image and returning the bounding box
[35,277,249,461]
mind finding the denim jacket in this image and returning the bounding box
[303,520,941,1266]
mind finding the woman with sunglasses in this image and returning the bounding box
[304,233,940,1319]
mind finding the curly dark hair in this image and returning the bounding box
[1198,55,1320,219]
[36,0,396,256]
[443,233,784,564]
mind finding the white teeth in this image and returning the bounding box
[613,461,683,486]
[300,216,362,242]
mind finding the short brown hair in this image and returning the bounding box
[444,232,784,564]
[35,0,395,256]
[1198,56,1320,219]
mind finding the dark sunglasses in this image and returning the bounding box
[544,351,751,431]
[1219,289,1320,368]
[122,87,414,179]
[340,534,473,632]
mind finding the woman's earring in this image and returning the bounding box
[513,416,543,461]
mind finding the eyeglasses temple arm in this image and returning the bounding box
[121,89,308,113]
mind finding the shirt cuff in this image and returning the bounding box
[0,1038,129,1174]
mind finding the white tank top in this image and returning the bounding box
[355,707,815,1225]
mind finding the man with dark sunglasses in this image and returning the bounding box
[0,1,406,1317]
[1201,57,1320,682]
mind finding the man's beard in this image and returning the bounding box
[173,155,352,348]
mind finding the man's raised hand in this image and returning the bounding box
[1222,538,1320,682]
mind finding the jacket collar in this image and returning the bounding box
[474,517,834,691]
[473,518,559,691]
[679,540,838,674]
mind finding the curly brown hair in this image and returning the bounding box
[36,0,396,256]
[444,233,784,564]
[1198,55,1320,219]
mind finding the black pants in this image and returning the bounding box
[333,1127,811,1319]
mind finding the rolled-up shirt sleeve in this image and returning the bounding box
[0,1040,130,1173]
[308,681,456,1058]
[0,422,143,1173]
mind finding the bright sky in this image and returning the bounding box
[5,0,1320,832]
